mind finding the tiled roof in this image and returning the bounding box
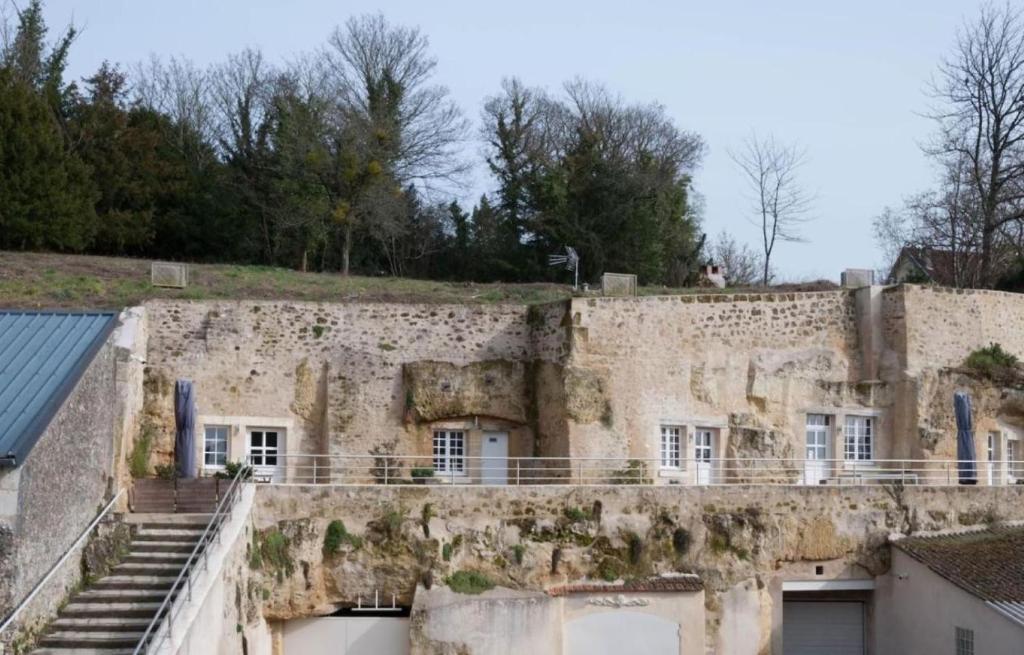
[0,311,117,467]
[893,526,1024,604]
[548,574,704,596]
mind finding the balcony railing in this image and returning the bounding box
[242,454,1024,487]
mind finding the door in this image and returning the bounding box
[695,429,713,485]
[783,601,865,655]
[987,432,996,485]
[804,415,831,485]
[248,429,283,482]
[1009,437,1021,484]
[480,431,508,485]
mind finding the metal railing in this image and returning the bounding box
[243,454,1024,487]
[132,464,249,655]
[0,489,125,643]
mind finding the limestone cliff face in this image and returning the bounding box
[249,485,1024,653]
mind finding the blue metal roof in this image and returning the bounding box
[0,311,117,467]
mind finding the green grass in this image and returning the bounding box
[444,570,495,594]
[323,520,363,554]
[0,251,571,309]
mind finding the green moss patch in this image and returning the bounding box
[445,570,495,594]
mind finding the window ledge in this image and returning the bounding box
[658,469,687,478]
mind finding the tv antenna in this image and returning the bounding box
[547,246,580,290]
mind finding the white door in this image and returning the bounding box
[987,432,996,486]
[1009,437,1021,484]
[248,429,283,482]
[783,601,864,655]
[480,432,508,485]
[695,429,713,485]
[804,415,831,485]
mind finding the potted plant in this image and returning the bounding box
[411,468,435,485]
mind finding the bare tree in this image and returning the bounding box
[709,230,764,286]
[730,132,813,286]
[131,55,215,167]
[322,13,469,274]
[926,2,1024,286]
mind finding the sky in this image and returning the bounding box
[37,0,989,282]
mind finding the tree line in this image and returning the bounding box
[874,2,1024,290]
[0,2,716,286]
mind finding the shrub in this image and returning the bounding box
[154,464,177,480]
[445,570,494,595]
[442,542,454,561]
[216,460,253,480]
[563,506,591,523]
[511,544,526,565]
[128,427,153,478]
[965,343,1021,384]
[672,528,691,555]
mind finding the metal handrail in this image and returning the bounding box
[132,465,249,655]
[238,453,1023,487]
[0,488,126,638]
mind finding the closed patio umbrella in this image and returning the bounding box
[954,391,977,485]
[174,379,197,479]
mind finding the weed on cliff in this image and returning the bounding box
[128,426,153,478]
[444,570,495,594]
[323,520,363,554]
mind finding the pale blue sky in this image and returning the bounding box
[41,0,987,281]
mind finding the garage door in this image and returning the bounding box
[783,601,864,655]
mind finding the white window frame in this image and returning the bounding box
[805,414,831,461]
[433,430,465,475]
[203,425,229,470]
[1008,436,1022,482]
[248,429,281,467]
[844,415,873,462]
[955,626,974,655]
[660,426,682,469]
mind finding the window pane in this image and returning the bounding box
[265,431,278,448]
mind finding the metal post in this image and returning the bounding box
[313,457,318,485]
[516,459,520,486]
[384,458,389,486]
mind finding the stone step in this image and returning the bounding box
[32,648,135,655]
[73,588,171,604]
[60,601,163,619]
[137,521,209,531]
[90,576,176,591]
[111,562,183,577]
[37,632,144,649]
[50,618,152,633]
[132,531,202,542]
[122,552,190,565]
[127,541,197,553]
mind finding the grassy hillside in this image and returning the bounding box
[0,252,573,309]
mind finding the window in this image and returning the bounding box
[955,627,974,655]
[660,426,682,468]
[203,425,228,468]
[433,430,465,474]
[1009,438,1022,478]
[249,430,279,466]
[844,416,873,461]
[806,414,831,460]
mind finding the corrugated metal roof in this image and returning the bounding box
[0,311,117,467]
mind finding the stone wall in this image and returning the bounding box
[249,484,1024,655]
[0,339,119,644]
[142,300,570,471]
[562,291,869,462]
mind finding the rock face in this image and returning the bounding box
[249,484,1024,653]
[404,360,528,423]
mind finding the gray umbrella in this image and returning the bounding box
[954,391,977,485]
[174,379,197,479]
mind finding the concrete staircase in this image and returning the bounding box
[31,515,208,655]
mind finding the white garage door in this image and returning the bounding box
[565,611,679,655]
[783,601,864,655]
[284,616,410,655]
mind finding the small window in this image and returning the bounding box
[806,414,831,460]
[204,426,228,468]
[660,426,682,469]
[844,416,873,461]
[433,430,465,474]
[694,429,713,462]
[955,627,974,655]
[249,430,280,466]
